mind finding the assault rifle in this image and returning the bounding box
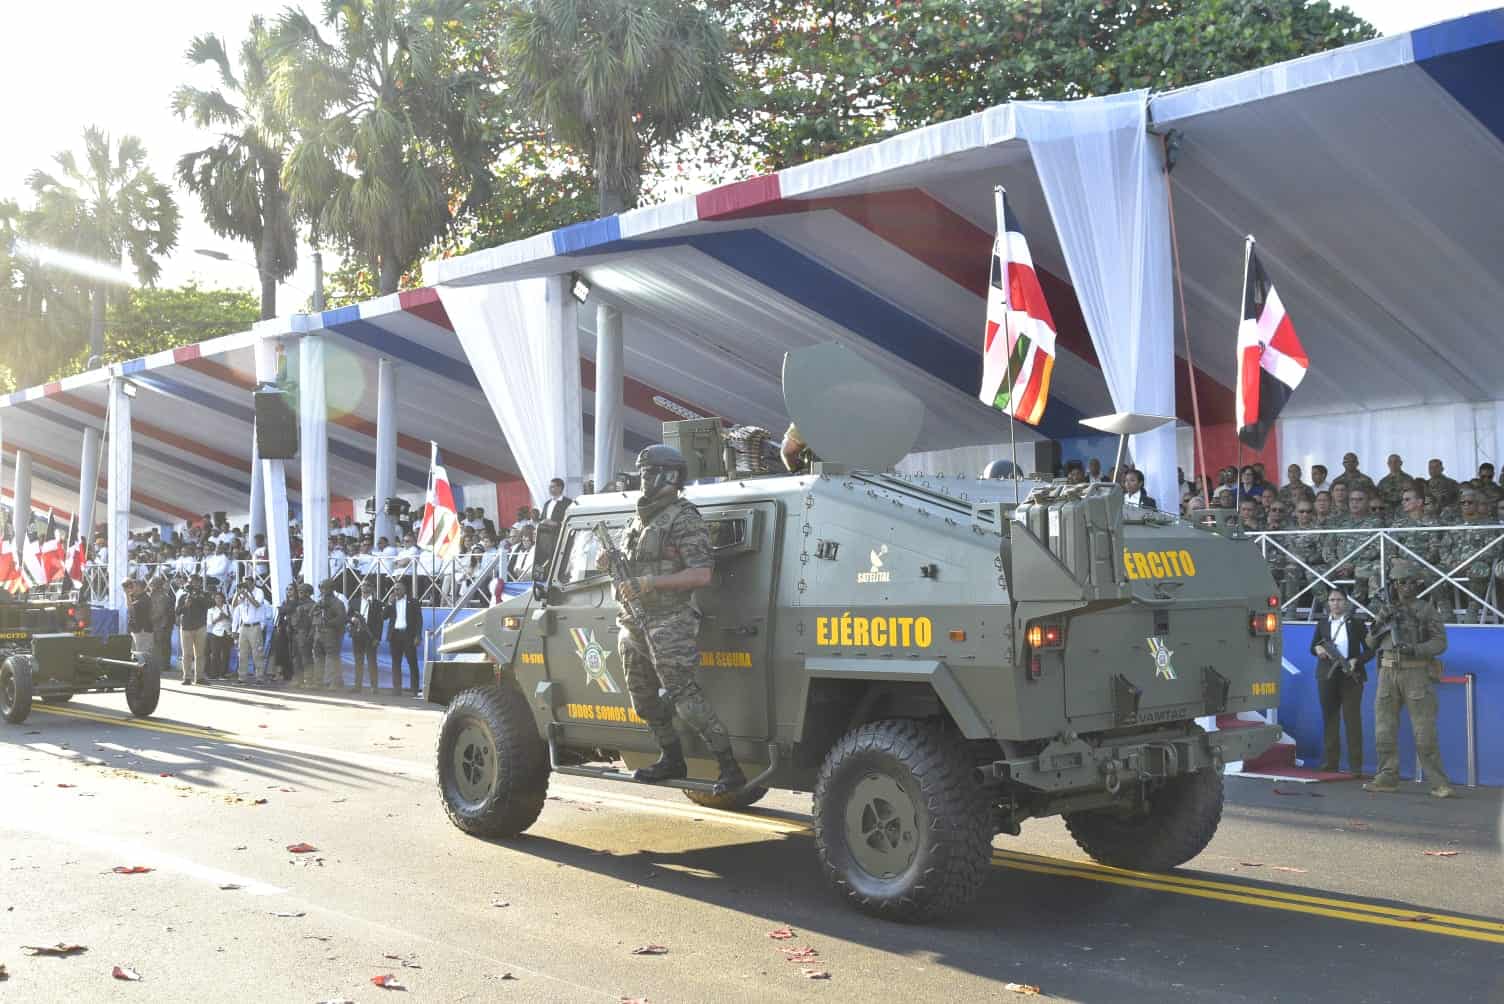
[592,523,659,661]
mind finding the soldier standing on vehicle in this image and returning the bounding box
[1364,560,1453,797]
[311,578,346,690]
[614,445,745,795]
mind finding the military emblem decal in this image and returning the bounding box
[1146,636,1177,681]
[858,544,891,584]
[570,628,622,693]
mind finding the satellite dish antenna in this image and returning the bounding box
[1079,412,1176,479]
[782,342,924,471]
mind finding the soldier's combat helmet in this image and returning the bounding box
[637,444,688,500]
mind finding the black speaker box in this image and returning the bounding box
[254,390,299,459]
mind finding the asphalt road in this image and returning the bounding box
[3,680,1501,1003]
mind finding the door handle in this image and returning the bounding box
[722,623,759,637]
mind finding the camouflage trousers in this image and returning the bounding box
[290,630,311,685]
[1373,659,1450,787]
[313,631,345,687]
[619,609,732,756]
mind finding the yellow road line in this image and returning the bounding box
[992,848,1504,934]
[25,709,1499,944]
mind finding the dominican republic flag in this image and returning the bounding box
[0,540,24,595]
[979,186,1056,426]
[1236,240,1309,450]
[64,514,86,586]
[415,442,462,562]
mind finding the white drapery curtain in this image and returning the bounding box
[1279,401,1500,483]
[437,276,583,504]
[298,334,329,587]
[1017,92,1177,511]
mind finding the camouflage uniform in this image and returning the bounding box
[1277,482,1314,509]
[1425,474,1460,518]
[1386,511,1440,589]
[1375,471,1412,513]
[1366,562,1451,794]
[311,584,347,688]
[1440,515,1499,623]
[617,496,732,757]
[1282,524,1329,612]
[1323,515,1383,603]
[293,588,317,687]
[1331,471,1376,498]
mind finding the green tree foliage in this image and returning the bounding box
[0,200,90,389]
[87,283,259,371]
[173,18,298,321]
[714,0,1376,170]
[267,0,500,295]
[502,0,736,213]
[22,128,180,359]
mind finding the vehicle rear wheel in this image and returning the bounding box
[813,718,992,922]
[125,659,161,718]
[683,785,768,812]
[1063,767,1224,872]
[2,655,35,725]
[437,684,549,837]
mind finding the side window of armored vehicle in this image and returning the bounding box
[553,522,619,589]
[706,517,746,554]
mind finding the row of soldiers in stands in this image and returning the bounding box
[1186,453,1504,622]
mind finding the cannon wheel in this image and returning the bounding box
[125,659,161,718]
[2,654,35,724]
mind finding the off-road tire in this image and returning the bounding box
[1063,766,1224,871]
[126,660,161,718]
[813,718,992,922]
[437,684,549,838]
[2,655,35,725]
[683,785,769,812]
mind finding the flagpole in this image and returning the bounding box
[1161,139,1212,508]
[1235,235,1255,518]
[995,186,1021,504]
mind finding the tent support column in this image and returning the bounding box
[298,334,330,588]
[12,450,32,561]
[78,427,101,542]
[374,357,398,543]
[255,337,293,600]
[248,436,265,545]
[105,381,131,616]
[593,302,624,490]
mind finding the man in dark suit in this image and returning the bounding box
[1310,589,1374,774]
[1121,468,1158,510]
[347,582,387,693]
[536,478,573,577]
[385,580,423,696]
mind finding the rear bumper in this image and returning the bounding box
[982,724,1282,793]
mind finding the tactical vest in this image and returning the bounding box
[624,500,696,612]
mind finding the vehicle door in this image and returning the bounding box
[692,502,779,741]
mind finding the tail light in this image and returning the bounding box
[1026,621,1065,650]
[1250,611,1279,635]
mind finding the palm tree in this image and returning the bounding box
[502,0,736,214]
[266,0,497,295]
[173,19,297,321]
[0,200,90,387]
[25,128,180,362]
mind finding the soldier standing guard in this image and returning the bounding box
[294,583,317,688]
[615,445,746,795]
[312,578,347,690]
[1363,560,1454,798]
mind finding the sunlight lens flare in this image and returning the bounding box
[11,238,139,288]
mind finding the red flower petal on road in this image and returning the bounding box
[56,783,77,788]
[768,926,796,940]
[112,965,142,981]
[371,973,406,989]
[286,843,319,853]
[630,945,668,956]
[158,773,173,778]
[112,866,153,874]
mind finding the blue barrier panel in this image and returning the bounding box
[87,606,120,637]
[1281,623,1499,786]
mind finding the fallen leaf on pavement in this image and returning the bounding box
[112,965,142,981]
[158,773,173,778]
[494,972,517,980]
[491,900,510,908]
[22,943,87,956]
[219,883,242,891]
[384,954,423,969]
[1238,861,1264,867]
[253,798,268,805]
[0,963,8,979]
[630,945,668,956]
[768,926,796,940]
[1424,850,1460,857]
[112,866,153,875]
[270,911,306,918]
[1272,788,1324,797]
[620,997,649,1003]
[286,843,318,854]
[316,999,356,1003]
[257,724,268,728]
[801,968,831,980]
[781,947,819,963]
[371,973,406,989]
[278,787,296,793]
[1005,983,1041,995]
[56,783,76,789]
[1270,866,1308,873]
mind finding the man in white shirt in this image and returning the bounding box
[203,543,232,591]
[231,583,271,683]
[1309,463,1330,497]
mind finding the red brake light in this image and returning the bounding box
[1267,595,1279,608]
[1251,612,1280,635]
[1026,621,1066,650]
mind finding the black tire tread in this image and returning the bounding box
[1063,767,1224,872]
[682,785,769,811]
[126,661,161,718]
[437,684,549,838]
[2,655,34,725]
[813,718,992,922]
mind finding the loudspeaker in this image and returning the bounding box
[254,390,299,459]
[1029,440,1062,478]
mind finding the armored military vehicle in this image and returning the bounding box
[429,343,1281,921]
[0,598,157,725]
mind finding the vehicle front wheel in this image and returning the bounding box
[126,660,161,718]
[1063,766,1224,872]
[813,719,993,922]
[2,655,35,725]
[436,684,549,838]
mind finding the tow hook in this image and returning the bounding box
[1102,758,1124,796]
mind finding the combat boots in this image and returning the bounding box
[634,741,687,782]
[712,749,747,796]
